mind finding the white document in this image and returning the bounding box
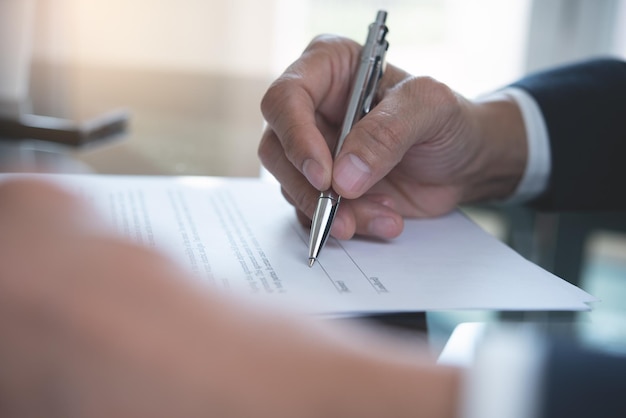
[11,174,595,315]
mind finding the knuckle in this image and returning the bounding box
[260,94,311,170]
[257,130,278,170]
[260,77,293,122]
[408,76,460,113]
[280,122,311,168]
[352,116,408,168]
[371,118,407,154]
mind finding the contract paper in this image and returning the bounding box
[10,174,595,315]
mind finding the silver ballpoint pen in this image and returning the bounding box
[308,10,389,267]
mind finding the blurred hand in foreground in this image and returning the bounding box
[0,178,460,418]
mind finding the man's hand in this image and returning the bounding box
[259,35,527,240]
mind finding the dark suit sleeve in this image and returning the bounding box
[538,339,626,418]
[509,58,626,211]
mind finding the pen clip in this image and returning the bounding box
[360,11,389,116]
[308,10,390,267]
[361,52,385,115]
[333,10,389,158]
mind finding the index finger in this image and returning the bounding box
[259,36,362,191]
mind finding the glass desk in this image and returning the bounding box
[20,60,270,178]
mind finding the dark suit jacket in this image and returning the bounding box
[509,59,626,418]
[538,338,626,418]
[510,58,626,211]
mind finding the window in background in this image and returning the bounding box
[271,0,532,97]
[614,0,626,58]
[28,0,533,176]
[525,0,626,72]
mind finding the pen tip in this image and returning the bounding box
[308,258,316,268]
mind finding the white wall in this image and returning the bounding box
[525,0,625,72]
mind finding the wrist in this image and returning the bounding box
[463,94,527,203]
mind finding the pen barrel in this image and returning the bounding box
[332,11,388,159]
[308,10,389,265]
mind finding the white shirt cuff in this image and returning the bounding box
[460,325,547,418]
[498,87,552,204]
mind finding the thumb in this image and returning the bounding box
[331,75,461,199]
[331,87,415,199]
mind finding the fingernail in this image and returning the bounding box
[334,153,371,195]
[368,216,400,238]
[302,159,326,191]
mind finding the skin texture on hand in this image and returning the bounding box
[0,178,461,418]
[259,35,527,241]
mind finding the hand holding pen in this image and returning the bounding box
[308,10,390,266]
[259,11,521,263]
